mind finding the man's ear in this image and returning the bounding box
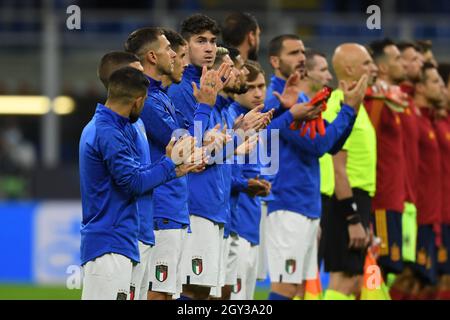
[344,65,354,78]
[248,31,256,47]
[145,49,157,65]
[134,95,145,109]
[378,62,388,75]
[270,56,280,70]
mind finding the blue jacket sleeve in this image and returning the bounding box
[264,88,309,118]
[140,98,180,148]
[264,94,285,118]
[100,129,177,197]
[231,165,247,194]
[189,103,212,136]
[267,110,294,130]
[169,85,196,124]
[258,108,293,157]
[174,103,212,137]
[279,104,356,157]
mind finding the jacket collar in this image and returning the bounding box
[95,103,130,128]
[270,75,287,91]
[183,64,202,84]
[146,75,163,93]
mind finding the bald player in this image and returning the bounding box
[320,43,378,300]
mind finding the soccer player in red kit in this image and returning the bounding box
[411,63,446,299]
[390,41,424,299]
[365,39,408,281]
[434,63,450,299]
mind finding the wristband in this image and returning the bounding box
[336,197,358,218]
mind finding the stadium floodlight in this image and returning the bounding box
[53,96,75,115]
[0,95,75,115]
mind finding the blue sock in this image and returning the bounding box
[268,292,290,300]
[177,295,192,300]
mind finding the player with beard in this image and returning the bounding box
[416,40,438,68]
[124,27,224,300]
[260,35,308,271]
[222,12,261,61]
[167,14,271,300]
[208,48,271,299]
[96,51,169,300]
[226,46,271,285]
[413,63,446,298]
[264,37,367,300]
[264,34,310,119]
[160,28,188,87]
[221,46,250,96]
[227,56,324,299]
[410,63,446,299]
[227,61,271,300]
[435,63,450,300]
[79,67,194,299]
[364,39,409,287]
[391,41,424,299]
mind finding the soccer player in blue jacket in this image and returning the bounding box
[208,47,272,300]
[167,14,273,300]
[263,34,368,300]
[227,59,322,299]
[97,51,166,300]
[228,61,271,300]
[79,67,196,300]
[124,27,226,300]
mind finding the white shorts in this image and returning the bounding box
[230,237,259,300]
[266,210,319,284]
[148,228,188,296]
[209,235,231,298]
[225,234,239,286]
[81,253,133,300]
[130,241,153,300]
[257,202,269,280]
[181,215,224,287]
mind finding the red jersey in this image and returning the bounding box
[416,107,442,225]
[365,98,405,213]
[434,115,450,224]
[399,83,420,204]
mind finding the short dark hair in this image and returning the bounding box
[397,41,419,53]
[419,62,437,83]
[438,62,450,86]
[107,66,149,103]
[416,40,433,54]
[222,12,258,47]
[304,48,326,71]
[368,38,396,62]
[97,51,140,88]
[245,60,265,82]
[162,28,186,52]
[124,27,163,61]
[224,46,241,64]
[180,14,220,41]
[268,34,300,57]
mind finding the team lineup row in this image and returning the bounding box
[78,12,450,300]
